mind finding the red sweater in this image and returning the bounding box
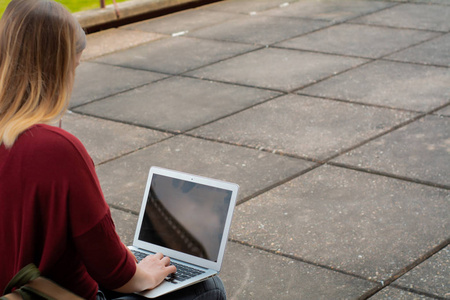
[0,125,136,299]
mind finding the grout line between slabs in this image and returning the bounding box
[387,284,448,300]
[228,239,381,288]
[360,238,450,299]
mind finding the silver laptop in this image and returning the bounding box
[128,166,239,298]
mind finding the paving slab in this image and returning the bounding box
[370,287,435,299]
[202,0,299,14]
[122,8,240,35]
[220,242,377,300]
[93,36,259,75]
[393,246,450,299]
[386,33,450,67]
[60,0,450,298]
[300,60,450,112]
[189,94,417,161]
[332,115,450,188]
[74,76,281,132]
[96,135,313,212]
[61,112,172,165]
[275,23,439,59]
[187,15,329,46]
[230,164,450,282]
[81,28,166,61]
[261,0,396,22]
[71,62,167,108]
[352,3,450,32]
[186,47,367,92]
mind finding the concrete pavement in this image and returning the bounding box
[65,0,449,299]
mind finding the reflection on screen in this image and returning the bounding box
[138,174,232,262]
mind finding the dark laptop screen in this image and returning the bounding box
[138,174,232,262]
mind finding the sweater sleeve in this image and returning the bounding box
[73,212,137,290]
[42,125,137,290]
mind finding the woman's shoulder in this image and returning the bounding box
[29,124,80,142]
[18,124,92,166]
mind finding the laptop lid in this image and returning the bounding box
[133,166,239,271]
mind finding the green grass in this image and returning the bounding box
[0,0,129,18]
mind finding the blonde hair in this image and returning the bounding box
[0,0,86,148]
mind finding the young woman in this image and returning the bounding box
[0,1,225,299]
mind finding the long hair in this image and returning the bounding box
[0,0,86,148]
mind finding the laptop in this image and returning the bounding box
[128,166,239,298]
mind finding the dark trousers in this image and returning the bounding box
[97,276,226,300]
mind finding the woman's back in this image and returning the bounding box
[0,1,227,299]
[0,124,133,299]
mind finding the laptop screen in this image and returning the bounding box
[138,174,232,262]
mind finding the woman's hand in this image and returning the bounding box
[138,253,177,290]
[114,252,177,293]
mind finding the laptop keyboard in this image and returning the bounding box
[131,250,205,283]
